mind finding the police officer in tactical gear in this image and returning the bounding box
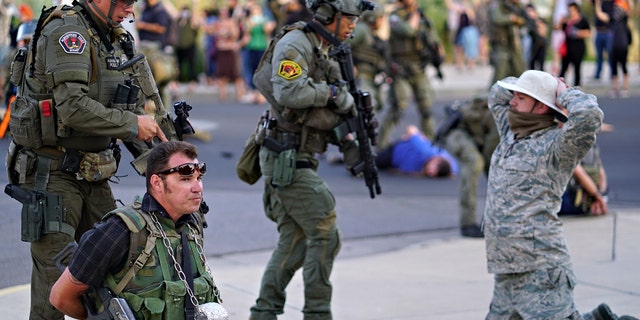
[378,0,442,148]
[487,0,528,85]
[436,95,498,238]
[6,0,167,318]
[249,0,372,318]
[347,3,388,111]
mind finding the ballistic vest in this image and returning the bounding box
[14,2,136,152]
[102,199,219,319]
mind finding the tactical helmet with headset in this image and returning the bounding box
[86,0,137,27]
[360,3,384,25]
[306,0,375,24]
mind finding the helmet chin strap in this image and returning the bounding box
[87,0,118,27]
[331,11,342,41]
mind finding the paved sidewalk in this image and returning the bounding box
[1,209,638,319]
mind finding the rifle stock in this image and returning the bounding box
[118,54,178,142]
[118,54,195,175]
[330,43,382,199]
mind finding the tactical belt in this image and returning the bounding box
[295,161,313,169]
[34,156,75,238]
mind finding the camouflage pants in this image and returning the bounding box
[486,266,583,320]
[251,148,342,320]
[444,129,484,227]
[22,168,116,320]
[378,69,434,148]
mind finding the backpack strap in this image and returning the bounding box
[104,196,162,295]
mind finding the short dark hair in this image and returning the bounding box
[435,157,452,178]
[568,2,580,11]
[145,141,199,189]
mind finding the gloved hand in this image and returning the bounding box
[329,84,355,115]
[339,138,361,173]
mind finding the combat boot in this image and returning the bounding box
[582,303,618,320]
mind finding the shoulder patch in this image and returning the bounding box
[278,60,302,80]
[59,31,86,54]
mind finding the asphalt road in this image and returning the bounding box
[0,90,638,289]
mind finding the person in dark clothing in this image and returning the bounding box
[557,2,591,86]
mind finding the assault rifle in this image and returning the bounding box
[330,42,382,199]
[117,54,195,175]
[417,9,444,80]
[53,242,136,320]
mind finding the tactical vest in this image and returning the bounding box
[350,23,385,74]
[102,198,219,319]
[253,22,348,154]
[488,3,517,47]
[388,8,426,64]
[9,3,136,152]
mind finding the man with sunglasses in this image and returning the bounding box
[5,0,168,318]
[50,141,224,319]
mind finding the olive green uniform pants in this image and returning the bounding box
[251,148,341,320]
[21,166,116,320]
[444,129,484,227]
[379,69,435,148]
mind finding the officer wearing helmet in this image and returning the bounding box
[378,0,443,149]
[249,0,372,318]
[6,0,167,318]
[347,2,388,111]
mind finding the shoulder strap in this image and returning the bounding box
[105,199,162,295]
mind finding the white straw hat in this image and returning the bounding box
[497,70,568,122]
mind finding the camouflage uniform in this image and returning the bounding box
[484,78,603,318]
[7,2,151,318]
[379,4,439,147]
[488,0,526,85]
[442,96,498,228]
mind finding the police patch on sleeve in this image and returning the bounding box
[278,60,302,80]
[59,32,86,54]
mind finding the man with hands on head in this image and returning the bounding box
[483,69,632,319]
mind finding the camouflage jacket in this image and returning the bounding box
[484,78,603,274]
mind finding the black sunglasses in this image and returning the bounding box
[156,163,206,176]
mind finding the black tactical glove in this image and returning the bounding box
[329,84,355,115]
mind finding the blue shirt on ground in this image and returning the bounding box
[391,134,459,175]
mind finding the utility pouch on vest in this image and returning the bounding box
[78,149,117,182]
[6,139,21,185]
[9,47,27,87]
[14,148,37,184]
[272,148,296,187]
[38,99,57,146]
[61,148,82,175]
[9,95,43,148]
